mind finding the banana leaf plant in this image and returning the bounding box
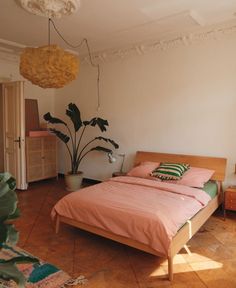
[0,173,39,288]
[43,103,119,174]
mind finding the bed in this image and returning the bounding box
[53,151,227,281]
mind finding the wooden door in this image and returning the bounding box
[2,81,27,189]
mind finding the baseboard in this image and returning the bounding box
[83,178,101,185]
[57,173,101,185]
[58,173,65,178]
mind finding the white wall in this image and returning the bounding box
[54,34,236,185]
[0,58,55,121]
[24,82,54,122]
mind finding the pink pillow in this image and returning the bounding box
[174,167,215,188]
[127,161,160,179]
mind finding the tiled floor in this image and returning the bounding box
[15,179,236,288]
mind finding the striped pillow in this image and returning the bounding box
[151,162,190,180]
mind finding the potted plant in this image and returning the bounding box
[44,103,119,191]
[0,172,38,287]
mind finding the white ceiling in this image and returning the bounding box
[1,0,236,55]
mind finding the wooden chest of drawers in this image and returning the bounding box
[26,136,57,183]
[224,186,236,217]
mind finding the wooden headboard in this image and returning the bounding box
[134,151,227,182]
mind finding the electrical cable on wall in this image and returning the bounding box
[49,18,101,111]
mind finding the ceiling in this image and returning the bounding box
[1,0,236,56]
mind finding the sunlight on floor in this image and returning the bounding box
[149,253,223,277]
[189,259,223,271]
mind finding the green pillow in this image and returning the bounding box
[151,162,190,180]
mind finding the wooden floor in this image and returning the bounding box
[15,179,236,288]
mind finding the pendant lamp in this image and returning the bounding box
[20,44,79,88]
[18,0,80,88]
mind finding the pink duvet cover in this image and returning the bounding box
[52,176,211,255]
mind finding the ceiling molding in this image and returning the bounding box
[189,10,205,26]
[0,38,26,49]
[0,51,19,63]
[82,21,236,64]
[1,21,236,65]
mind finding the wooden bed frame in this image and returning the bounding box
[55,151,227,281]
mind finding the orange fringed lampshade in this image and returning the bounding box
[20,45,79,88]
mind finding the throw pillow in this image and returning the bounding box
[151,162,190,180]
[127,161,160,179]
[171,167,215,188]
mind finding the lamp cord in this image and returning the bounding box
[49,18,100,111]
[48,18,50,46]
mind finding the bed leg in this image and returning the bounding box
[55,214,60,234]
[168,256,173,281]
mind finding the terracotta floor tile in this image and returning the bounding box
[190,260,236,288]
[182,243,235,263]
[101,254,139,288]
[22,244,49,260]
[73,251,139,288]
[84,269,138,288]
[74,232,124,271]
[221,258,236,272]
[188,259,236,288]
[126,248,175,287]
[210,231,236,246]
[187,231,221,248]
[204,279,236,288]
[46,254,74,275]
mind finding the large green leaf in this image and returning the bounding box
[0,255,39,287]
[6,177,16,191]
[84,117,109,132]
[43,112,67,126]
[0,263,26,288]
[0,182,12,198]
[7,208,20,220]
[0,256,39,265]
[0,173,14,184]
[0,224,19,247]
[0,190,17,219]
[95,136,119,149]
[90,146,113,153]
[0,224,7,245]
[49,128,70,143]
[0,172,37,287]
[0,174,16,197]
[6,224,19,246]
[66,103,82,132]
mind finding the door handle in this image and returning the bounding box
[14,137,21,149]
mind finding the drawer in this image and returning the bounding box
[225,201,236,211]
[225,205,236,211]
[225,199,236,206]
[27,137,42,151]
[225,196,236,204]
[225,192,236,200]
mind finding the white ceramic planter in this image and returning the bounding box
[65,172,83,191]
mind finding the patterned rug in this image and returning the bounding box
[0,245,87,288]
